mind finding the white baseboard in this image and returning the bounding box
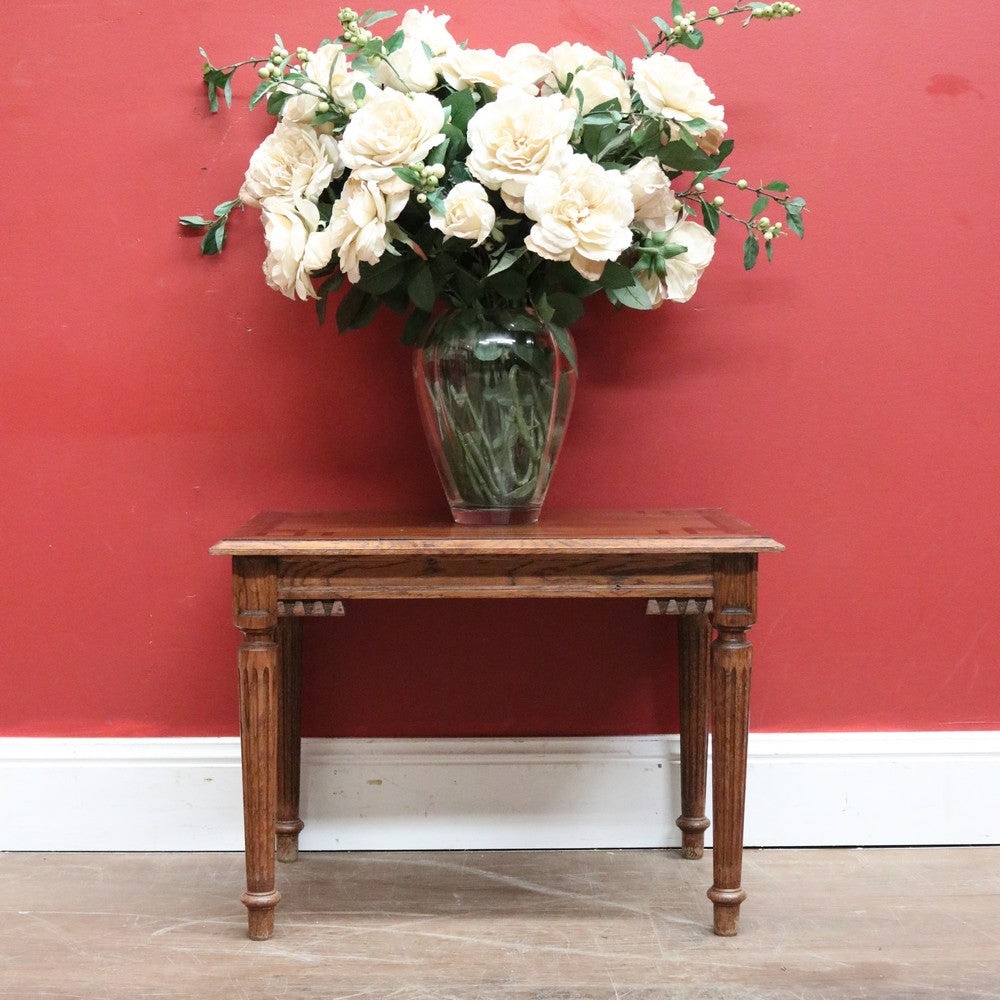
[2,733,998,851]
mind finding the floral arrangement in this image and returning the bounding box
[182,2,805,363]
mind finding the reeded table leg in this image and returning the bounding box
[676,614,711,859]
[234,557,281,940]
[707,553,756,936]
[277,616,305,863]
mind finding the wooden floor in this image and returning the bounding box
[3,848,999,998]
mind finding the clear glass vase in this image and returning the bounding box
[413,309,577,525]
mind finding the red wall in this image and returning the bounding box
[3,2,998,738]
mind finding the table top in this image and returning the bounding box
[210,510,783,557]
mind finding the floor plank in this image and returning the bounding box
[2,848,999,998]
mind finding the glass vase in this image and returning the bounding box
[413,309,577,525]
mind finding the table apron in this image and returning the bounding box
[276,554,714,600]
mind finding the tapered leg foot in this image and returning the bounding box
[678,816,710,860]
[243,890,281,940]
[276,818,305,862]
[708,885,747,936]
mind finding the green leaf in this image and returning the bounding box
[599,261,636,290]
[743,233,760,270]
[401,307,431,346]
[657,140,718,173]
[200,222,226,255]
[765,238,774,262]
[784,197,806,238]
[249,78,275,109]
[534,291,555,325]
[486,248,525,278]
[407,264,437,312]
[764,181,790,192]
[336,285,380,332]
[178,215,211,227]
[677,28,704,50]
[214,199,239,218]
[442,87,477,132]
[634,27,653,54]
[488,267,527,303]
[548,322,578,372]
[222,75,233,109]
[548,291,585,328]
[206,78,219,113]
[750,195,769,219]
[671,0,683,19]
[392,166,424,187]
[357,256,407,296]
[652,16,672,36]
[384,28,405,54]
[361,9,398,26]
[607,279,655,311]
[701,200,720,235]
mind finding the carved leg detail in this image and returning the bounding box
[677,614,711,859]
[277,617,305,863]
[708,554,757,937]
[235,557,280,941]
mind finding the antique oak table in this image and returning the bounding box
[211,510,782,940]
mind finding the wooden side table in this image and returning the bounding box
[211,510,783,940]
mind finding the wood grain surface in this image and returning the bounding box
[210,510,783,557]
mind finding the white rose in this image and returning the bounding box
[505,42,553,88]
[304,43,349,97]
[466,88,576,211]
[326,176,409,283]
[239,122,343,208]
[260,196,336,300]
[546,41,610,82]
[624,156,679,232]
[432,46,537,94]
[400,7,456,56]
[340,89,446,193]
[304,43,374,110]
[522,154,634,281]
[375,37,439,93]
[280,93,320,125]
[636,219,716,305]
[429,181,496,246]
[565,64,630,114]
[632,53,727,152]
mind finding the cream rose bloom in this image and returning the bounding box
[624,156,679,232]
[632,53,727,153]
[547,42,610,81]
[429,181,496,246]
[566,65,630,114]
[505,42,553,88]
[400,7,456,56]
[433,46,538,94]
[326,177,409,283]
[637,219,716,305]
[239,123,343,208]
[375,37,439,93]
[305,43,374,109]
[260,196,336,300]
[466,88,576,211]
[339,89,445,193]
[522,154,634,281]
